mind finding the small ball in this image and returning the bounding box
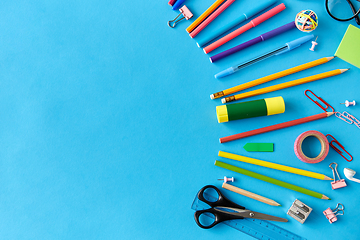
[295,10,318,32]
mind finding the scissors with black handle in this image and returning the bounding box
[194,185,288,229]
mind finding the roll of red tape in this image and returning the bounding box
[294,130,329,163]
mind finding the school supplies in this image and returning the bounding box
[168,6,193,28]
[196,0,277,48]
[218,176,234,183]
[219,151,333,180]
[203,3,286,54]
[186,0,225,33]
[168,0,177,6]
[215,35,314,78]
[326,134,353,162]
[172,0,185,10]
[335,111,360,129]
[222,182,281,206]
[189,0,235,38]
[287,199,312,224]
[243,143,274,152]
[341,100,356,107]
[295,10,318,32]
[329,162,347,190]
[335,25,360,68]
[294,130,329,164]
[309,36,318,51]
[216,96,285,123]
[210,56,334,100]
[344,168,360,183]
[191,188,306,240]
[194,185,287,229]
[210,21,296,62]
[222,69,348,103]
[215,160,331,199]
[323,203,344,224]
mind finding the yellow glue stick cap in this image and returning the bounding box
[216,105,229,123]
[264,96,285,116]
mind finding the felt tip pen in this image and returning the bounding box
[215,34,314,79]
[172,0,185,10]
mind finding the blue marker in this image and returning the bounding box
[215,34,314,79]
[196,0,277,48]
[172,0,186,10]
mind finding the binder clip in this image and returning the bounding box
[323,203,344,224]
[329,162,347,190]
[287,199,312,224]
[168,5,193,28]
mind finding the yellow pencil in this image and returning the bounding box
[222,68,349,103]
[186,0,225,33]
[210,56,334,100]
[222,183,281,206]
[219,151,333,180]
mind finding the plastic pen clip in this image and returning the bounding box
[275,34,314,55]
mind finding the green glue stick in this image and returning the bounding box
[216,96,285,123]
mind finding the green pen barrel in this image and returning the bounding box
[216,96,285,123]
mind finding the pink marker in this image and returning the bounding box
[203,3,286,54]
[189,0,235,38]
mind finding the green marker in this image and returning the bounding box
[216,96,285,123]
[215,160,330,200]
[243,143,274,152]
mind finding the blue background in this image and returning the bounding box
[1,0,359,239]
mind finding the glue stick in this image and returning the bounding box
[216,96,285,123]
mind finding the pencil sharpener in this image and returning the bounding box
[287,199,312,224]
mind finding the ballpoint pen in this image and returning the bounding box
[215,34,314,79]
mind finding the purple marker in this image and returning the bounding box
[210,21,296,63]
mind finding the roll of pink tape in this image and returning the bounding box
[294,130,329,163]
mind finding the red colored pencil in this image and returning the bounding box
[220,112,334,143]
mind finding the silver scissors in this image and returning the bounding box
[194,185,288,229]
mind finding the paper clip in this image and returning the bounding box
[329,162,347,190]
[346,112,360,129]
[323,203,344,223]
[168,5,193,28]
[335,111,354,124]
[326,134,353,162]
[305,90,334,112]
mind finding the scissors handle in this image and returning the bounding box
[197,185,245,209]
[194,207,245,229]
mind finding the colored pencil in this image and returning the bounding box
[203,3,286,54]
[190,0,235,38]
[220,112,334,143]
[186,0,225,33]
[210,57,334,100]
[215,160,330,200]
[222,182,281,206]
[219,151,333,180]
[222,69,348,103]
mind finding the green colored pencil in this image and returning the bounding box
[215,160,330,200]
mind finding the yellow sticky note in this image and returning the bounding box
[335,24,360,69]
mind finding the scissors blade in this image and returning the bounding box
[214,207,288,222]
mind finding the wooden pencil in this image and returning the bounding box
[186,0,225,33]
[219,151,333,180]
[210,56,334,100]
[222,182,281,206]
[222,69,348,103]
[216,160,330,200]
[220,112,334,143]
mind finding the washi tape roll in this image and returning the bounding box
[294,130,329,163]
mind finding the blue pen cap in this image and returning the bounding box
[215,67,235,79]
[245,0,277,19]
[276,34,314,55]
